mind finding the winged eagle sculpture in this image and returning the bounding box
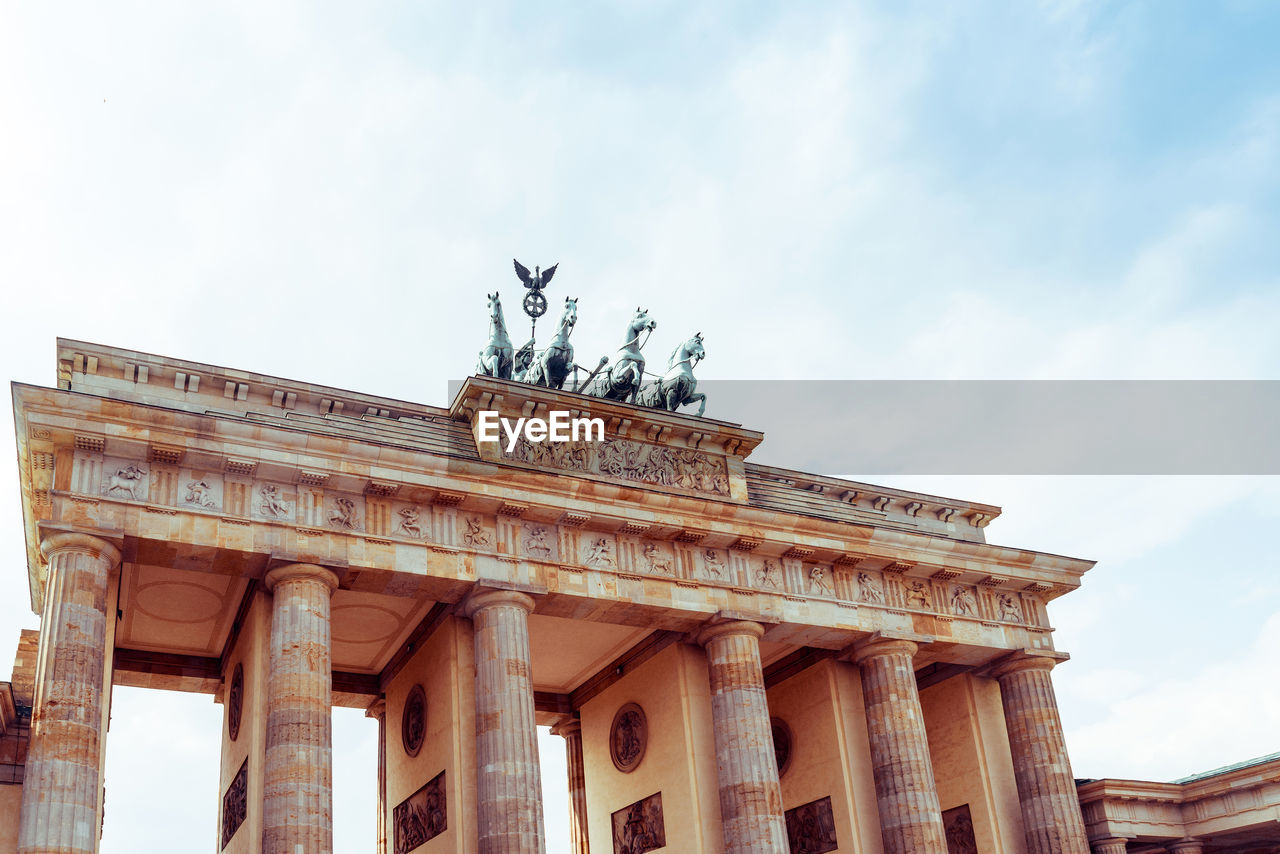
[514,259,558,291]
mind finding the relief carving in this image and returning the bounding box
[523,525,555,559]
[103,463,147,500]
[505,434,730,496]
[393,770,446,854]
[462,516,491,547]
[807,566,833,596]
[943,804,978,854]
[757,559,781,589]
[905,580,931,609]
[857,572,884,603]
[772,717,793,776]
[395,506,425,539]
[221,759,248,849]
[997,593,1023,622]
[611,792,665,854]
[402,684,426,758]
[585,537,616,569]
[784,796,838,854]
[329,496,360,530]
[184,478,217,508]
[641,544,672,575]
[610,702,647,773]
[258,484,292,518]
[702,548,725,579]
[227,663,244,743]
[950,585,977,616]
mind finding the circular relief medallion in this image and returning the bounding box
[228,663,244,742]
[402,684,426,758]
[771,717,793,777]
[610,702,647,773]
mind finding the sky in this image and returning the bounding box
[1,0,1278,850]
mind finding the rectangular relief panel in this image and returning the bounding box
[394,770,447,854]
[221,759,248,849]
[784,796,838,854]
[611,791,665,854]
[943,803,977,854]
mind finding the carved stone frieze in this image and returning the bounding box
[327,494,362,531]
[402,684,426,758]
[611,792,665,854]
[462,516,491,548]
[393,770,446,854]
[610,702,647,773]
[701,548,728,582]
[784,796,838,854]
[227,663,244,743]
[522,524,557,560]
[221,759,248,849]
[101,460,149,501]
[772,717,793,776]
[857,571,885,604]
[943,804,978,854]
[503,433,730,496]
[584,536,616,569]
[394,505,426,540]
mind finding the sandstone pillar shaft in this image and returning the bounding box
[366,699,388,854]
[261,564,339,854]
[551,718,589,854]
[698,620,786,854]
[19,533,121,854]
[463,589,545,854]
[853,638,948,854]
[993,655,1090,854]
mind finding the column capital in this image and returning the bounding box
[263,562,339,593]
[989,649,1069,680]
[696,618,764,647]
[550,716,581,738]
[852,634,920,664]
[365,698,387,722]
[460,585,536,618]
[1167,841,1203,853]
[39,530,122,567]
[1091,838,1130,854]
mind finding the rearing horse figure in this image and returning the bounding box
[637,332,707,416]
[583,307,657,402]
[521,297,578,389]
[476,292,514,379]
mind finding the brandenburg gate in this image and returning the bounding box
[3,337,1095,853]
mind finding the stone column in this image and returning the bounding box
[1092,838,1129,854]
[697,620,786,854]
[1167,841,1204,854]
[853,637,948,854]
[551,717,589,854]
[366,699,387,854]
[261,563,339,854]
[462,588,545,854]
[993,654,1090,854]
[19,532,121,854]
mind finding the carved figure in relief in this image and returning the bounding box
[642,544,673,575]
[997,593,1023,622]
[757,560,781,589]
[905,581,930,608]
[258,484,291,517]
[463,517,491,547]
[523,525,554,558]
[950,585,977,616]
[703,549,724,578]
[104,464,147,499]
[857,572,884,603]
[476,291,514,379]
[184,478,216,507]
[585,537,615,569]
[808,566,834,595]
[329,497,359,529]
[396,506,424,539]
[636,331,708,416]
[582,307,657,402]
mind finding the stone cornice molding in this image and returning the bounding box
[38,530,122,568]
[263,563,340,594]
[460,586,537,619]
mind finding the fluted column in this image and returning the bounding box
[366,699,388,854]
[697,620,786,854]
[993,654,1090,854]
[1092,838,1129,854]
[1167,841,1204,854]
[551,717,589,854]
[462,588,545,854]
[261,563,339,854]
[853,637,948,854]
[19,532,121,854]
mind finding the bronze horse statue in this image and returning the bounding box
[583,307,656,402]
[476,292,514,379]
[637,332,707,416]
[520,296,578,389]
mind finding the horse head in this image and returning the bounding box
[486,292,503,321]
[628,306,657,340]
[560,296,578,332]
